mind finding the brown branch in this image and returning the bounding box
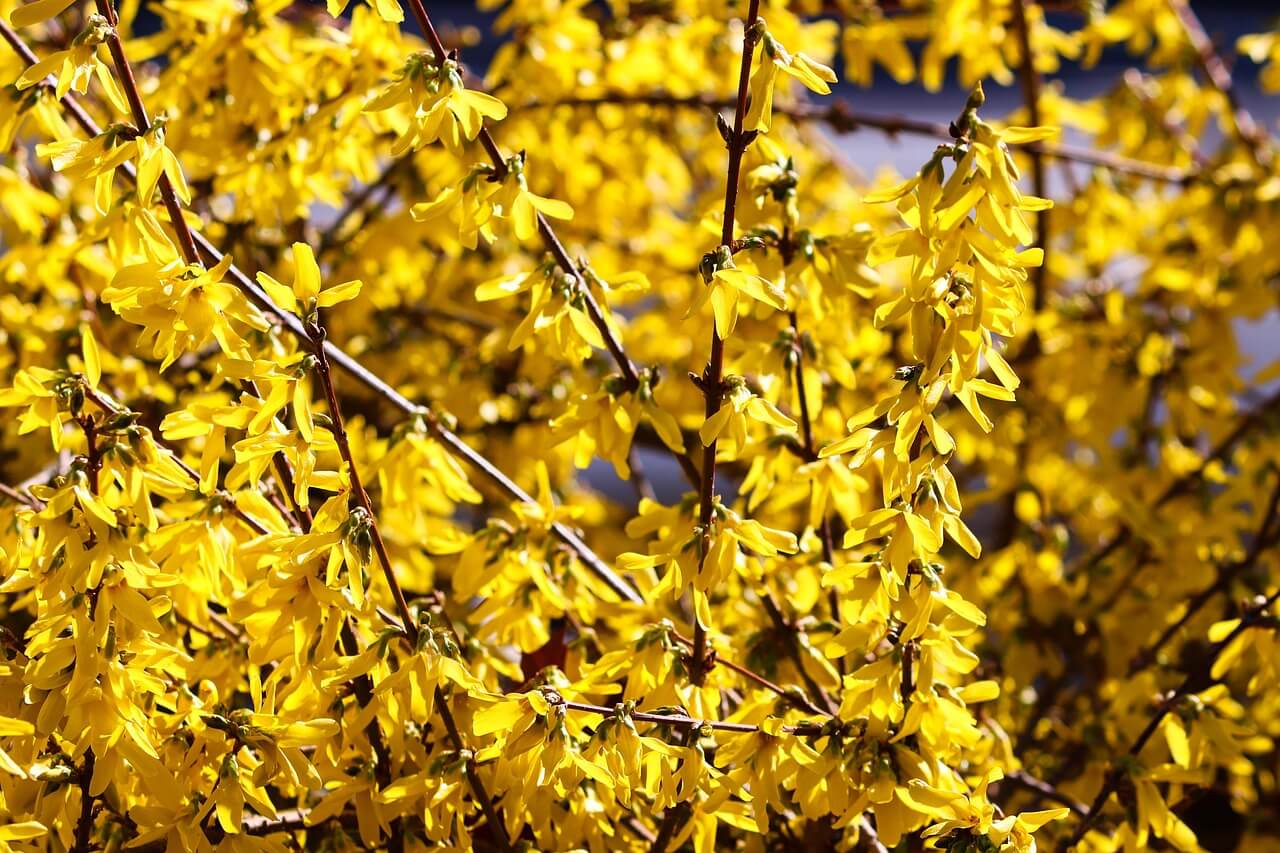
[68,406,106,853]
[558,698,823,736]
[513,93,1197,184]
[72,750,97,852]
[309,321,511,852]
[93,0,199,265]
[624,816,658,844]
[1001,769,1088,817]
[513,7,856,781]
[312,334,417,639]
[4,19,515,843]
[243,808,311,836]
[1126,469,1280,676]
[1068,591,1280,844]
[1076,386,1280,600]
[689,0,763,693]
[900,639,917,708]
[1170,0,1271,164]
[63,5,309,551]
[0,481,41,510]
[858,816,890,853]
[257,399,401,851]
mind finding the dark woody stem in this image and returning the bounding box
[690,0,763,690]
[93,0,199,265]
[1068,591,1280,844]
[512,93,1197,184]
[308,324,512,853]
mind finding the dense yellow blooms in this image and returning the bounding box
[1,0,1279,851]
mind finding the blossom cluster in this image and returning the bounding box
[1,0,1279,851]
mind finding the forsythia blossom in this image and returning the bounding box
[0,0,1277,851]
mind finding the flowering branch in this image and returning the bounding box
[1079,387,1280,609]
[306,317,513,852]
[1126,469,1280,675]
[0,19,645,607]
[689,0,763,690]
[91,0,198,265]
[404,0,642,393]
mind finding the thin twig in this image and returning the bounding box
[858,816,889,853]
[514,93,1197,184]
[785,300,842,629]
[1170,0,1271,164]
[670,629,828,717]
[1001,769,1088,817]
[757,588,838,715]
[315,158,411,257]
[559,699,823,736]
[312,334,417,638]
[1010,0,1049,316]
[1068,591,1280,844]
[1127,470,1280,676]
[0,482,41,509]
[1122,68,1210,168]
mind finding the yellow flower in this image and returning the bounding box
[133,126,191,211]
[37,122,136,214]
[256,242,362,322]
[694,246,789,338]
[474,258,602,363]
[553,369,685,478]
[364,53,507,153]
[917,769,1069,851]
[103,254,268,368]
[744,27,837,132]
[15,14,128,113]
[488,153,574,241]
[410,168,498,248]
[699,376,796,457]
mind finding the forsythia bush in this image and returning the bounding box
[1,0,1279,849]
